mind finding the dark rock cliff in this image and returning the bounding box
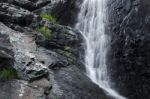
[0,0,111,99]
[107,0,150,99]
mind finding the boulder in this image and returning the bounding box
[0,3,34,26]
[0,22,49,81]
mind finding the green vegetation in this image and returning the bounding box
[49,95,58,99]
[64,46,72,60]
[64,51,71,57]
[0,67,17,80]
[40,13,56,23]
[64,51,73,62]
[36,26,52,38]
[64,46,71,51]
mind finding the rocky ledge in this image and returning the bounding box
[0,0,111,99]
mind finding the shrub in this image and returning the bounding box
[0,67,17,80]
[40,13,56,23]
[36,26,52,38]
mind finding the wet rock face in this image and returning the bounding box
[107,0,150,99]
[49,66,112,99]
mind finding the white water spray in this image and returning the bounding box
[76,0,127,99]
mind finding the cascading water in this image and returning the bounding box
[76,0,127,99]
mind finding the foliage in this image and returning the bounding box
[64,46,71,51]
[40,13,56,23]
[36,26,52,38]
[0,67,17,80]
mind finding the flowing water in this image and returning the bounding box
[76,0,127,99]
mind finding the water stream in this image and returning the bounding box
[76,0,127,99]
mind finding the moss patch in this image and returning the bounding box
[40,13,56,23]
[36,26,52,38]
[64,46,71,51]
[0,67,17,80]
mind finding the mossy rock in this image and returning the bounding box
[0,67,17,80]
[64,46,71,51]
[36,26,52,39]
[40,13,56,23]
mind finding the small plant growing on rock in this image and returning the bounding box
[64,46,71,51]
[0,67,17,80]
[40,13,56,23]
[36,26,52,39]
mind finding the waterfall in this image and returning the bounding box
[76,0,127,99]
